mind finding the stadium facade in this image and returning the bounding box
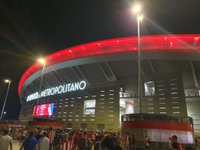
[18,34,200,134]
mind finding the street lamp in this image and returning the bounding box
[132,3,143,113]
[34,57,46,117]
[3,111,7,120]
[0,79,11,120]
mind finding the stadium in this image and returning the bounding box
[18,34,200,135]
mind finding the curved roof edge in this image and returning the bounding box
[18,34,200,96]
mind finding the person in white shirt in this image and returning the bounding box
[38,132,50,150]
[0,129,13,150]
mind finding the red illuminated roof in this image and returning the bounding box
[18,34,200,95]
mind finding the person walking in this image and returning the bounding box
[168,137,173,150]
[38,132,50,150]
[144,136,150,150]
[0,129,13,150]
[20,130,38,150]
[171,135,182,150]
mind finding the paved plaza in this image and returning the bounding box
[13,141,21,149]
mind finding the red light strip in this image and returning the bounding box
[18,34,200,96]
[29,121,63,127]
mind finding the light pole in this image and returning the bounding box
[34,57,46,117]
[132,4,143,113]
[3,111,7,120]
[0,79,11,120]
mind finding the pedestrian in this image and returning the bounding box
[101,136,122,150]
[124,133,130,150]
[94,135,102,150]
[168,137,173,150]
[130,134,136,150]
[196,137,200,150]
[0,129,13,150]
[48,127,55,150]
[38,132,50,150]
[144,136,150,150]
[20,130,38,150]
[171,135,182,150]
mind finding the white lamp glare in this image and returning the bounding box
[137,14,143,21]
[4,79,10,83]
[37,58,45,65]
[132,3,142,14]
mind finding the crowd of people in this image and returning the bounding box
[0,127,132,150]
[0,126,200,150]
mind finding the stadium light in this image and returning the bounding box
[132,3,143,113]
[0,79,11,120]
[37,57,46,65]
[132,3,142,14]
[35,57,46,117]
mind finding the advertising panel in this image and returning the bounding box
[32,103,55,117]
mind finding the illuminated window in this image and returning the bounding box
[173,112,180,114]
[173,106,180,109]
[160,112,166,114]
[83,100,96,115]
[144,81,155,96]
[159,107,166,109]
[172,101,179,104]
[159,102,166,105]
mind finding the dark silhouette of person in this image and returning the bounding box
[101,136,122,150]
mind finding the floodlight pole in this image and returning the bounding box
[137,14,142,113]
[34,62,45,117]
[0,81,11,120]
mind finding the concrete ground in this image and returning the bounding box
[13,140,21,149]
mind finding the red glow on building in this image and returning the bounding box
[18,34,200,95]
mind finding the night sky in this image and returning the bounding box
[0,0,200,120]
